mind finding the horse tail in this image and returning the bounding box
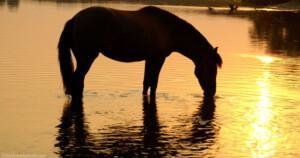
[58,18,74,95]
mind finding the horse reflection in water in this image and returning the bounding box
[55,97,217,157]
[95,96,175,157]
[58,6,222,100]
[55,97,171,157]
[190,97,217,152]
[55,100,97,157]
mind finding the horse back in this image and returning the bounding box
[71,6,175,61]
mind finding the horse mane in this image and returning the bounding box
[140,6,204,38]
[140,6,220,66]
[140,6,205,41]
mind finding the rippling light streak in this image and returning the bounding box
[248,63,277,158]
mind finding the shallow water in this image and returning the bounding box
[0,1,299,157]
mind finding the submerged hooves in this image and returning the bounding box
[143,94,156,104]
[142,91,156,101]
[64,92,83,103]
[71,95,83,104]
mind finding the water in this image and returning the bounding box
[0,1,300,157]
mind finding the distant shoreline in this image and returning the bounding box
[32,0,300,10]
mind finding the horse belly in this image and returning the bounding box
[101,31,156,62]
[101,47,149,62]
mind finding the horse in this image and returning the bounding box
[58,6,222,99]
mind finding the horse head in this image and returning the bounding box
[195,47,222,97]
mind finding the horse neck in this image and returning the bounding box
[172,23,213,64]
[141,7,213,64]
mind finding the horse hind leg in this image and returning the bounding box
[143,58,165,98]
[72,51,98,99]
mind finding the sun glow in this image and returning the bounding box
[256,56,275,64]
[240,54,279,65]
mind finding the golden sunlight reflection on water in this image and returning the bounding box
[248,60,275,157]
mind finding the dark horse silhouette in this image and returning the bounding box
[58,6,222,99]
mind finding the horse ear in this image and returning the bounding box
[214,47,218,52]
[213,47,222,68]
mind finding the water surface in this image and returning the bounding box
[0,1,299,157]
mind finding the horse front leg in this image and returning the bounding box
[143,58,165,98]
[72,70,85,99]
